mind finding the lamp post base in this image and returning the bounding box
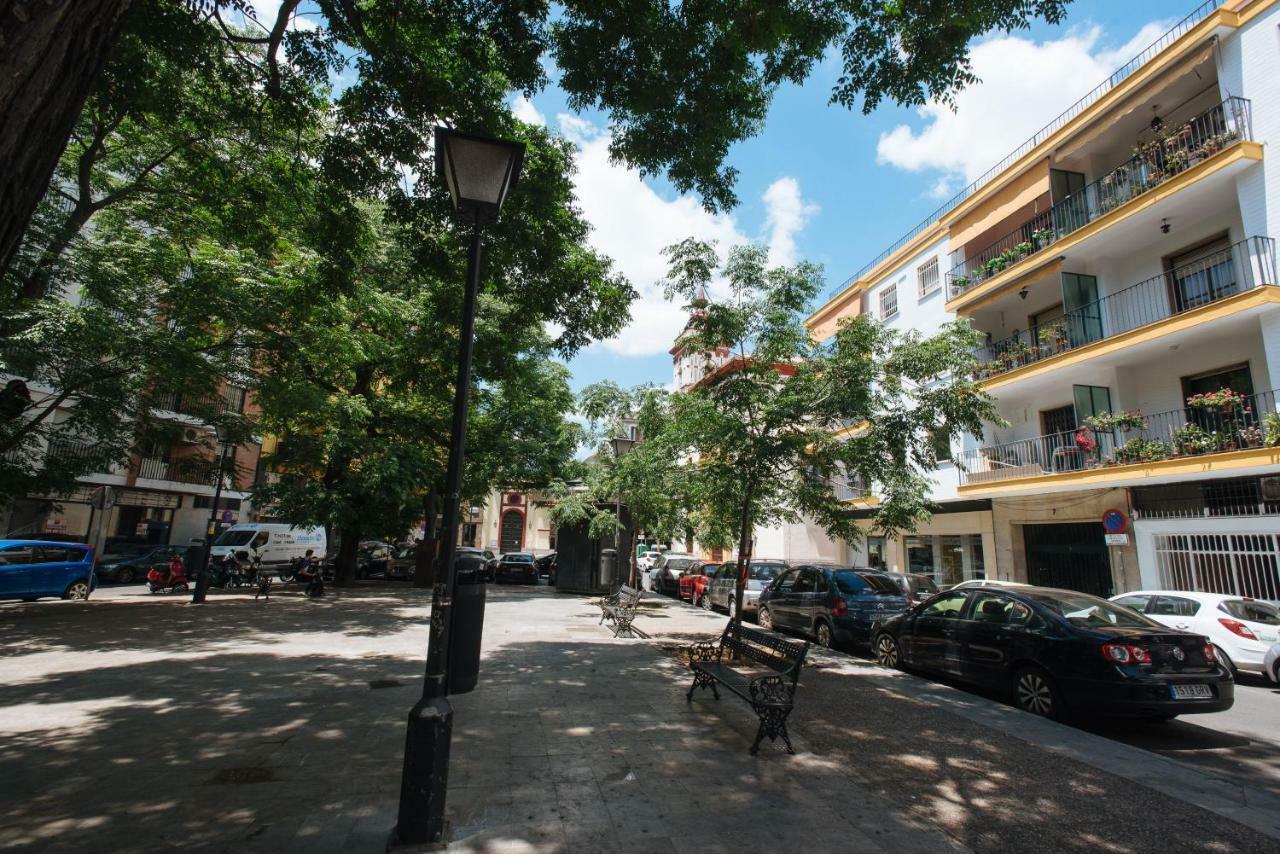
[393,695,455,846]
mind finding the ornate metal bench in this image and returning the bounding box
[599,583,642,637]
[686,622,809,754]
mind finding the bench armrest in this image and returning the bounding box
[687,641,720,664]
[748,674,795,707]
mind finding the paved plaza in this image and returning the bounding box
[0,585,1278,853]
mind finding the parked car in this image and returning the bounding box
[1110,591,1280,678]
[383,544,418,580]
[759,566,909,648]
[680,561,721,605]
[653,555,698,597]
[96,544,189,585]
[534,551,557,579]
[705,560,789,619]
[873,585,1233,721]
[356,541,393,579]
[643,552,693,591]
[460,547,499,582]
[947,579,1030,591]
[495,552,539,585]
[1266,642,1280,684]
[882,571,940,606]
[0,540,96,601]
[210,523,326,569]
[636,546,668,574]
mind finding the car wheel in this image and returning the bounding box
[62,580,91,601]
[874,634,900,669]
[700,592,712,611]
[1013,667,1065,721]
[116,568,134,585]
[1213,645,1238,679]
[758,606,774,631]
[814,620,833,649]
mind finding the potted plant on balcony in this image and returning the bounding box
[1031,228,1053,250]
[1083,410,1147,433]
[1038,321,1069,355]
[1165,148,1188,175]
[1179,122,1194,142]
[1172,423,1215,456]
[1115,436,1170,465]
[1013,240,1034,260]
[1237,423,1265,449]
[1187,387,1248,413]
[1187,145,1209,168]
[951,274,969,292]
[1003,339,1032,367]
[985,256,1007,278]
[1074,427,1098,466]
[1265,412,1280,447]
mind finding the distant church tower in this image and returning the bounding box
[670,285,730,391]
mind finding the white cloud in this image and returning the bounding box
[510,95,546,127]
[875,21,1173,188]
[248,1,319,32]
[762,177,819,267]
[556,115,816,358]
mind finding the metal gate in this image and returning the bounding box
[1023,522,1113,597]
[1153,532,1280,601]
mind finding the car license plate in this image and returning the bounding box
[1170,684,1213,700]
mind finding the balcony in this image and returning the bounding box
[957,388,1280,491]
[136,455,220,486]
[971,237,1278,382]
[947,97,1255,304]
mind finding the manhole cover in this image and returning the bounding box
[369,679,404,690]
[206,767,278,785]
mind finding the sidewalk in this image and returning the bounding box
[0,586,959,853]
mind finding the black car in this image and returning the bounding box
[654,556,697,597]
[459,547,499,582]
[357,541,393,579]
[495,552,539,585]
[872,585,1234,721]
[882,571,940,606]
[96,545,190,584]
[534,551,556,580]
[758,565,909,648]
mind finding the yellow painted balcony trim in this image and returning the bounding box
[831,420,870,441]
[842,495,881,508]
[979,286,1280,391]
[946,140,1264,315]
[957,446,1280,497]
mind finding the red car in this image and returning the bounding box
[679,561,721,606]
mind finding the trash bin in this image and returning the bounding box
[447,554,487,695]
[599,548,618,588]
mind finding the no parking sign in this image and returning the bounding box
[1102,508,1128,538]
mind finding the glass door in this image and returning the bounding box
[1050,169,1087,234]
[1061,273,1102,346]
[1169,238,1235,312]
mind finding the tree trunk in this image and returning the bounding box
[413,487,441,589]
[0,0,134,281]
[732,482,755,626]
[333,524,360,587]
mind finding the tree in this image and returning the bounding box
[2,0,1071,279]
[639,239,1000,621]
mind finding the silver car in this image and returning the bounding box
[705,560,789,619]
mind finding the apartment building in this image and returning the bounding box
[806,0,1280,600]
[2,381,263,551]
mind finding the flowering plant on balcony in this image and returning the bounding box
[1237,424,1265,448]
[1172,423,1216,455]
[1038,320,1068,346]
[1013,241,1034,259]
[1114,436,1171,465]
[1186,387,1248,411]
[1073,427,1097,453]
[1082,410,1147,433]
[1265,412,1280,448]
[1031,228,1052,248]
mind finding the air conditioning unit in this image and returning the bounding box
[1260,476,1280,502]
[181,428,200,444]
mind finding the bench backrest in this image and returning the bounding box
[617,584,641,604]
[720,622,808,683]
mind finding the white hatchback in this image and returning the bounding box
[1110,590,1280,677]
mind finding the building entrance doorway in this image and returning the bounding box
[1023,522,1112,597]
[499,509,525,553]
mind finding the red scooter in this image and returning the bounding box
[147,561,190,594]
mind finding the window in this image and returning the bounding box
[792,569,817,593]
[878,283,899,320]
[1219,599,1279,624]
[773,569,797,592]
[1113,595,1152,613]
[921,592,967,618]
[917,258,940,298]
[192,496,242,511]
[748,562,786,581]
[223,384,248,414]
[929,429,951,463]
[1149,596,1200,617]
[905,536,934,575]
[970,592,1032,625]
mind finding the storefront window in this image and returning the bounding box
[970,537,986,579]
[940,536,965,587]
[905,536,934,576]
[866,536,886,569]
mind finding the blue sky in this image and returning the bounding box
[511,0,1181,395]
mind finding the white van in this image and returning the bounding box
[209,523,326,567]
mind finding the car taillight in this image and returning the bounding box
[1218,618,1258,640]
[833,597,848,618]
[1102,643,1152,665]
[1203,644,1217,664]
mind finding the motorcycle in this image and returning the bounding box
[147,563,190,594]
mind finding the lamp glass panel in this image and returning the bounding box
[443,137,513,206]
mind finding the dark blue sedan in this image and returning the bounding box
[758,565,909,648]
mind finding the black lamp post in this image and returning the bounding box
[395,127,524,846]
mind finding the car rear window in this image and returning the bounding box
[504,554,533,563]
[1026,591,1159,629]
[909,575,939,594]
[1220,599,1280,624]
[857,572,902,594]
[749,563,785,581]
[665,559,693,572]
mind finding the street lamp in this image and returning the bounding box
[395,127,524,846]
[609,436,637,586]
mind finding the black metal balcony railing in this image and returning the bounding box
[947,97,1253,300]
[957,389,1280,486]
[972,236,1278,379]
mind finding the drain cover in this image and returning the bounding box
[206,767,278,785]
